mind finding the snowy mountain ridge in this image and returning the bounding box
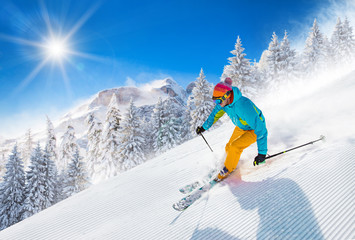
[0,77,189,155]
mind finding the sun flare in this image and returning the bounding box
[0,1,101,95]
[45,38,68,60]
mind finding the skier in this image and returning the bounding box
[196,78,268,181]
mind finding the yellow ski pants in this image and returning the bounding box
[223,126,257,174]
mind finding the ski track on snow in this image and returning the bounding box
[0,141,352,240]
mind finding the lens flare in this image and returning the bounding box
[45,38,68,60]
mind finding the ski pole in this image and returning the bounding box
[266,135,325,159]
[200,132,214,152]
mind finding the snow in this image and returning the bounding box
[0,69,354,239]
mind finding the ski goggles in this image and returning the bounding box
[212,91,231,105]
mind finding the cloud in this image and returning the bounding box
[125,77,137,87]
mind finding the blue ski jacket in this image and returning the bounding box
[202,87,268,155]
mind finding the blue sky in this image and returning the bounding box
[0,0,354,138]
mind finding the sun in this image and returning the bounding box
[45,38,68,60]
[0,2,102,95]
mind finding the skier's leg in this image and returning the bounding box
[217,130,257,180]
[225,126,245,153]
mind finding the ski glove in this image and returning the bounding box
[196,126,206,135]
[253,154,266,166]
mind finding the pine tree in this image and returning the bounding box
[323,35,335,70]
[140,115,155,158]
[46,116,58,167]
[331,17,343,63]
[250,59,264,89]
[342,17,355,62]
[179,107,192,143]
[22,144,57,220]
[158,97,183,152]
[63,148,90,198]
[42,146,58,206]
[279,31,298,83]
[303,19,326,77]
[266,32,283,88]
[256,50,271,90]
[22,143,43,219]
[332,17,355,64]
[221,65,232,82]
[227,36,255,97]
[56,170,67,202]
[59,124,79,172]
[44,117,60,203]
[189,69,214,136]
[0,144,26,230]
[152,97,165,153]
[118,99,146,171]
[22,129,34,170]
[101,94,121,179]
[86,112,103,183]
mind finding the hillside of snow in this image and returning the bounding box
[0,69,354,239]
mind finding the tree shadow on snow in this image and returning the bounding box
[227,171,325,240]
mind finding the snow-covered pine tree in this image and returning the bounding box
[227,36,255,97]
[255,50,271,91]
[279,31,298,83]
[330,17,347,67]
[58,123,79,172]
[221,65,232,82]
[152,97,164,154]
[303,19,326,77]
[22,129,34,170]
[332,17,355,65]
[118,99,146,171]
[22,143,43,219]
[140,115,155,158]
[56,170,67,202]
[44,117,60,203]
[101,94,121,179]
[159,97,183,152]
[179,106,192,143]
[266,32,283,89]
[22,143,57,220]
[322,35,335,70]
[342,17,355,63]
[86,112,103,183]
[42,146,58,206]
[189,69,214,136]
[0,144,26,230]
[250,60,266,95]
[63,148,90,198]
[45,116,58,167]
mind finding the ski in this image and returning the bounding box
[173,179,218,211]
[179,169,219,194]
[179,181,201,194]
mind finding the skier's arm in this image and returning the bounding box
[202,105,225,131]
[243,104,268,155]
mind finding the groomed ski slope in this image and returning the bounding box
[0,70,354,239]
